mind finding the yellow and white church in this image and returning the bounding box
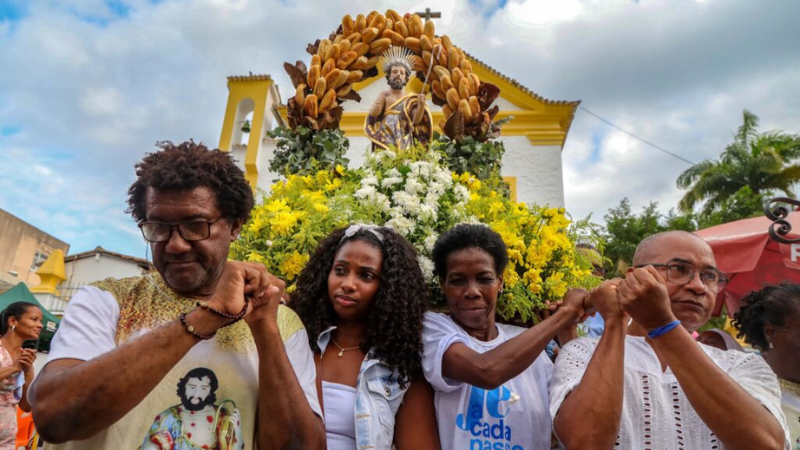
[218,52,578,207]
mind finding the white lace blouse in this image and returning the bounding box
[550,336,791,450]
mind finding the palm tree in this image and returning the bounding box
[677,110,800,215]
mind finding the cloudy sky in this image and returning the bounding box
[1,0,798,258]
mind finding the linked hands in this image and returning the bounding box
[206,261,285,329]
[567,267,676,332]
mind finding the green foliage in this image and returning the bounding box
[267,126,350,179]
[696,186,767,229]
[677,109,800,215]
[602,198,697,277]
[432,133,505,181]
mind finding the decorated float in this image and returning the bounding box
[229,10,599,322]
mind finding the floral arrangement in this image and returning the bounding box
[231,146,598,323]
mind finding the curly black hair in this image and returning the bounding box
[126,140,254,223]
[732,283,800,351]
[432,224,509,279]
[290,226,427,387]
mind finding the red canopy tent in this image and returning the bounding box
[695,211,800,315]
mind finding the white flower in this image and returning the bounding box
[404,177,425,195]
[423,233,439,252]
[385,215,415,236]
[374,192,392,212]
[454,184,470,203]
[416,203,436,222]
[355,185,377,199]
[265,240,274,247]
[362,175,379,187]
[381,176,403,188]
[433,168,453,187]
[410,161,433,179]
[392,191,421,214]
[417,255,435,283]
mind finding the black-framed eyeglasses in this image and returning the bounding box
[635,260,729,293]
[138,218,222,243]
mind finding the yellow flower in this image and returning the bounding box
[270,210,305,236]
[265,199,290,214]
[313,202,330,213]
[247,252,265,263]
[335,165,346,176]
[325,178,342,192]
[280,251,309,281]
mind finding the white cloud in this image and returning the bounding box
[0,0,798,257]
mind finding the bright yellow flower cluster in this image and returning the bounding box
[459,180,596,322]
[231,145,597,322]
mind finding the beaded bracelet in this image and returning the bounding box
[196,298,249,322]
[179,312,216,340]
[647,320,681,339]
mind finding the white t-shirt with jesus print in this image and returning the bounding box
[422,312,554,450]
[38,274,321,450]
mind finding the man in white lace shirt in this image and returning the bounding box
[550,230,790,450]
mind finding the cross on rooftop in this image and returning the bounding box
[414,8,441,21]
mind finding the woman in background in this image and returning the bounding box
[733,283,800,448]
[0,302,42,450]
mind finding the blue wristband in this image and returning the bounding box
[647,320,681,339]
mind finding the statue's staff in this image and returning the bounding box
[420,45,443,96]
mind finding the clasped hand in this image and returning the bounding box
[206,261,285,327]
[586,267,677,331]
[15,348,37,374]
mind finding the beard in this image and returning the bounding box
[388,78,406,90]
[181,395,214,411]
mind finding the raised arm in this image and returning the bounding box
[441,289,585,390]
[244,269,325,450]
[619,267,786,450]
[369,92,388,118]
[553,280,627,450]
[394,378,441,450]
[412,94,427,124]
[30,262,255,443]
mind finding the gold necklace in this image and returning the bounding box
[330,337,360,357]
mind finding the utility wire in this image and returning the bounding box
[578,106,696,166]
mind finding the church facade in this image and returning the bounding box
[218,54,578,207]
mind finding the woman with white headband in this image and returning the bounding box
[290,224,440,450]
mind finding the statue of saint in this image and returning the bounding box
[365,47,433,151]
[140,368,243,450]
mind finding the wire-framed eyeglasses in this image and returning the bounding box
[138,218,222,243]
[634,260,729,293]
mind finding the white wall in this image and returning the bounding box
[62,254,148,295]
[501,138,565,207]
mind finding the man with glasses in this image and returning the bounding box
[29,141,325,450]
[551,230,790,450]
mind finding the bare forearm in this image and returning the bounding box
[555,319,627,450]
[369,96,386,117]
[251,320,324,450]
[413,104,425,124]
[19,382,32,412]
[653,327,785,450]
[0,366,19,379]
[31,314,215,442]
[444,308,578,389]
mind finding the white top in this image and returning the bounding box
[422,311,554,450]
[41,283,322,450]
[550,336,791,450]
[778,380,800,449]
[322,380,357,450]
